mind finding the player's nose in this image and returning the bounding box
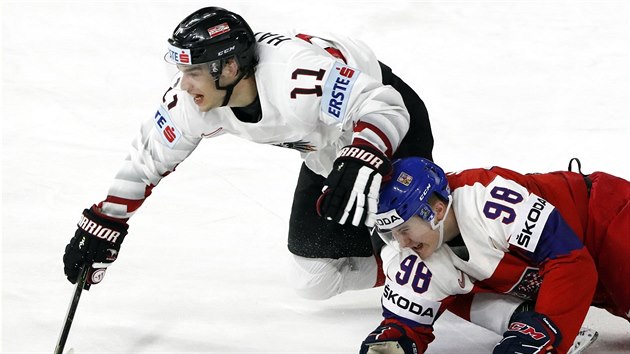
[393,231,412,248]
[180,74,192,91]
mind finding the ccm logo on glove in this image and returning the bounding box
[338,146,385,170]
[508,321,551,340]
[77,214,122,242]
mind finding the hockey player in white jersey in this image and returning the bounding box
[62,7,434,300]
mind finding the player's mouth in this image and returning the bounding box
[412,243,424,252]
[193,94,204,105]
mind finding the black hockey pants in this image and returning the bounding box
[287,62,434,258]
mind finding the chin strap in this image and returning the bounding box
[218,70,246,107]
[221,85,235,106]
[430,195,453,250]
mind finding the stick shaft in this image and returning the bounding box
[54,265,90,354]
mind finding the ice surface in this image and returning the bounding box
[2,1,629,353]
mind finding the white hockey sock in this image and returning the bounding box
[288,254,377,300]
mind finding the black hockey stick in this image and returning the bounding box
[54,264,91,354]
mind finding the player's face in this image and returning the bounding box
[178,64,226,112]
[391,215,439,259]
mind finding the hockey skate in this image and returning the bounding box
[567,327,599,354]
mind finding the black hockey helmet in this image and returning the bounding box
[166,7,257,78]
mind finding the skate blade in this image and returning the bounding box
[567,328,599,354]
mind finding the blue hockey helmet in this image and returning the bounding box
[375,157,450,231]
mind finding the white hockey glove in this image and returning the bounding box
[317,144,391,227]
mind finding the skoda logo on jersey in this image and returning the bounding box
[321,62,359,122]
[382,284,439,325]
[154,105,181,148]
[509,194,555,253]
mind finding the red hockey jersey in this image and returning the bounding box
[378,167,598,353]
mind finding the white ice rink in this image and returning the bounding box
[2,1,629,353]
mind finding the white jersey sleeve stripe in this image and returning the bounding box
[356,113,406,152]
[100,110,201,219]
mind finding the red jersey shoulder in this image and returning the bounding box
[446,166,536,190]
[446,168,499,189]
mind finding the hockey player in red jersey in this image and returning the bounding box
[62,7,434,300]
[361,157,629,354]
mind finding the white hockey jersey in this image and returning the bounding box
[99,31,410,219]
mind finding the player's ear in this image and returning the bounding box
[222,57,239,77]
[433,199,447,221]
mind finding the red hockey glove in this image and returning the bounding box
[493,311,562,354]
[360,322,420,354]
[317,144,391,227]
[63,206,128,286]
